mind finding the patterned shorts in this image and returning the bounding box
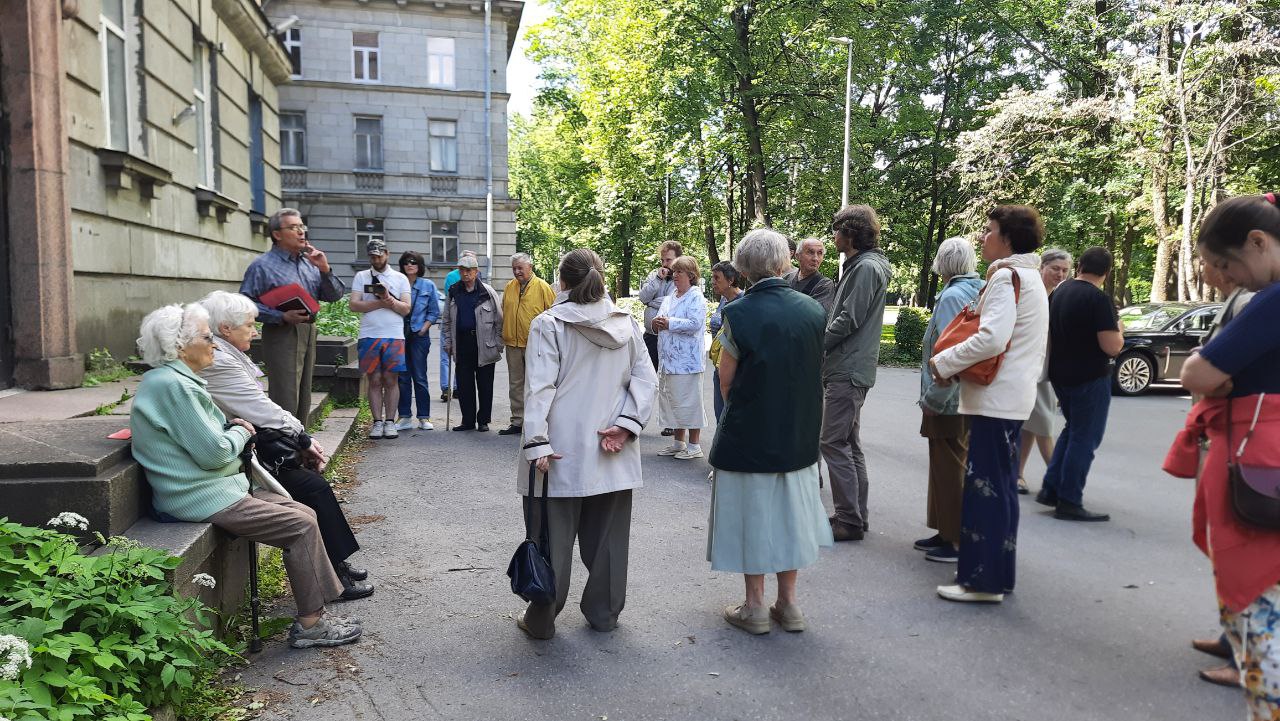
[357,338,406,374]
[1222,583,1280,720]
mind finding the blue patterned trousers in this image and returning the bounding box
[957,416,1023,594]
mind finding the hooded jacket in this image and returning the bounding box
[931,254,1049,420]
[518,296,658,497]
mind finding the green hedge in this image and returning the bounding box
[894,307,930,360]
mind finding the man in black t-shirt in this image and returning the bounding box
[1037,247,1124,522]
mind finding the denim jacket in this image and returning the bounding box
[919,273,983,414]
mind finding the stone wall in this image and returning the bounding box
[64,0,292,359]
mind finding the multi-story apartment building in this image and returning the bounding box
[0,0,293,388]
[264,0,523,289]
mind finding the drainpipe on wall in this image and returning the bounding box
[484,0,493,280]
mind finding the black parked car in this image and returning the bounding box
[1112,302,1222,395]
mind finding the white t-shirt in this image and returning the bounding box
[353,268,411,339]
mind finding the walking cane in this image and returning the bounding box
[446,339,453,431]
[236,442,263,653]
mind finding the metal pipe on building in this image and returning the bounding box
[484,0,494,279]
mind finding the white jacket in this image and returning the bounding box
[518,297,658,497]
[931,254,1049,421]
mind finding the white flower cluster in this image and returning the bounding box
[191,573,217,589]
[0,634,33,682]
[46,511,89,531]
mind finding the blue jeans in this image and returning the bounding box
[398,330,432,419]
[1042,375,1112,506]
[439,329,451,391]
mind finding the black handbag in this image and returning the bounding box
[254,428,305,475]
[507,463,557,605]
[1227,394,1280,530]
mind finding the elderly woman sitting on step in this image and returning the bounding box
[130,302,363,649]
[196,290,373,601]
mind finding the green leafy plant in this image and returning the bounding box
[314,298,359,339]
[894,307,930,360]
[83,348,135,388]
[0,518,236,721]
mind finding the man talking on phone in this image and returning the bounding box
[240,208,346,426]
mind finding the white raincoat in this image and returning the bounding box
[517,297,658,497]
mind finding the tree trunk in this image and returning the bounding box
[724,155,736,257]
[1148,17,1176,302]
[730,4,770,226]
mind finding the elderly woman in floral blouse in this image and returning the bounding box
[653,256,708,460]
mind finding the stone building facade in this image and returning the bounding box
[265,0,522,289]
[0,0,292,388]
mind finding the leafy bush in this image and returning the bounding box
[0,518,235,721]
[894,307,930,360]
[83,348,136,388]
[314,298,359,338]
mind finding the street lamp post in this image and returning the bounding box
[828,36,853,273]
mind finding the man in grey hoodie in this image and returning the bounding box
[820,205,892,542]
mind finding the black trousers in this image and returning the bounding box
[275,466,359,569]
[455,330,495,426]
[644,332,659,371]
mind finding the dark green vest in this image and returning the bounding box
[709,278,826,473]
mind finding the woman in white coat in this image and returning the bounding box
[515,248,658,640]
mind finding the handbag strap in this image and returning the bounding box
[1233,394,1266,460]
[524,462,551,552]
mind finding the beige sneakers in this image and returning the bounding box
[770,602,806,632]
[723,604,770,635]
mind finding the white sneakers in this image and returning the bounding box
[393,417,435,432]
[418,419,434,431]
[382,423,399,439]
[658,443,685,456]
[368,420,385,439]
[674,445,703,460]
[374,418,434,439]
[395,417,414,431]
[936,584,1004,603]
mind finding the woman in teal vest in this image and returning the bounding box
[708,229,834,635]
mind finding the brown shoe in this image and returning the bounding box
[1198,663,1240,687]
[723,604,770,635]
[1191,637,1232,660]
[830,518,864,542]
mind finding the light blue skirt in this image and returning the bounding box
[706,462,834,574]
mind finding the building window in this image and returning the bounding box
[280,27,302,78]
[431,221,458,265]
[352,31,380,82]
[281,113,306,168]
[427,37,455,87]
[429,120,457,173]
[354,116,383,170]
[100,0,133,150]
[356,218,385,257]
[193,40,216,188]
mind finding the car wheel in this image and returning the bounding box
[1113,351,1155,396]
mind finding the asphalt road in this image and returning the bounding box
[241,350,1239,721]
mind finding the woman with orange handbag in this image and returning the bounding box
[1172,193,1280,720]
[927,206,1049,603]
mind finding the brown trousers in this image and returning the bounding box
[206,490,343,616]
[261,321,317,427]
[505,345,526,426]
[920,414,970,545]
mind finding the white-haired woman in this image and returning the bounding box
[1016,248,1072,494]
[913,237,983,563]
[653,256,709,459]
[197,291,372,601]
[709,229,833,634]
[130,303,362,648]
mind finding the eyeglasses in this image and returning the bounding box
[285,224,308,233]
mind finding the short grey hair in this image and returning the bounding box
[510,252,533,267]
[268,208,302,238]
[199,290,258,335]
[1041,248,1073,266]
[931,236,977,280]
[796,237,825,254]
[734,228,792,283]
[137,303,210,367]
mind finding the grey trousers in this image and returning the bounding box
[522,489,632,637]
[505,345,526,426]
[206,490,344,617]
[820,381,871,528]
[261,321,317,427]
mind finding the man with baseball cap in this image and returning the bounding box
[350,239,412,438]
[443,254,503,431]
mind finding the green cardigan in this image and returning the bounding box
[130,361,253,521]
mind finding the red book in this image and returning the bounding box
[259,283,320,315]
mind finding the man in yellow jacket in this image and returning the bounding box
[499,252,557,435]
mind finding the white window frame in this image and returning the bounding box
[427,37,455,88]
[428,120,457,173]
[193,41,216,189]
[355,218,385,258]
[430,221,459,265]
[280,112,306,168]
[99,0,135,151]
[352,32,380,83]
[354,115,383,171]
[281,27,302,79]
